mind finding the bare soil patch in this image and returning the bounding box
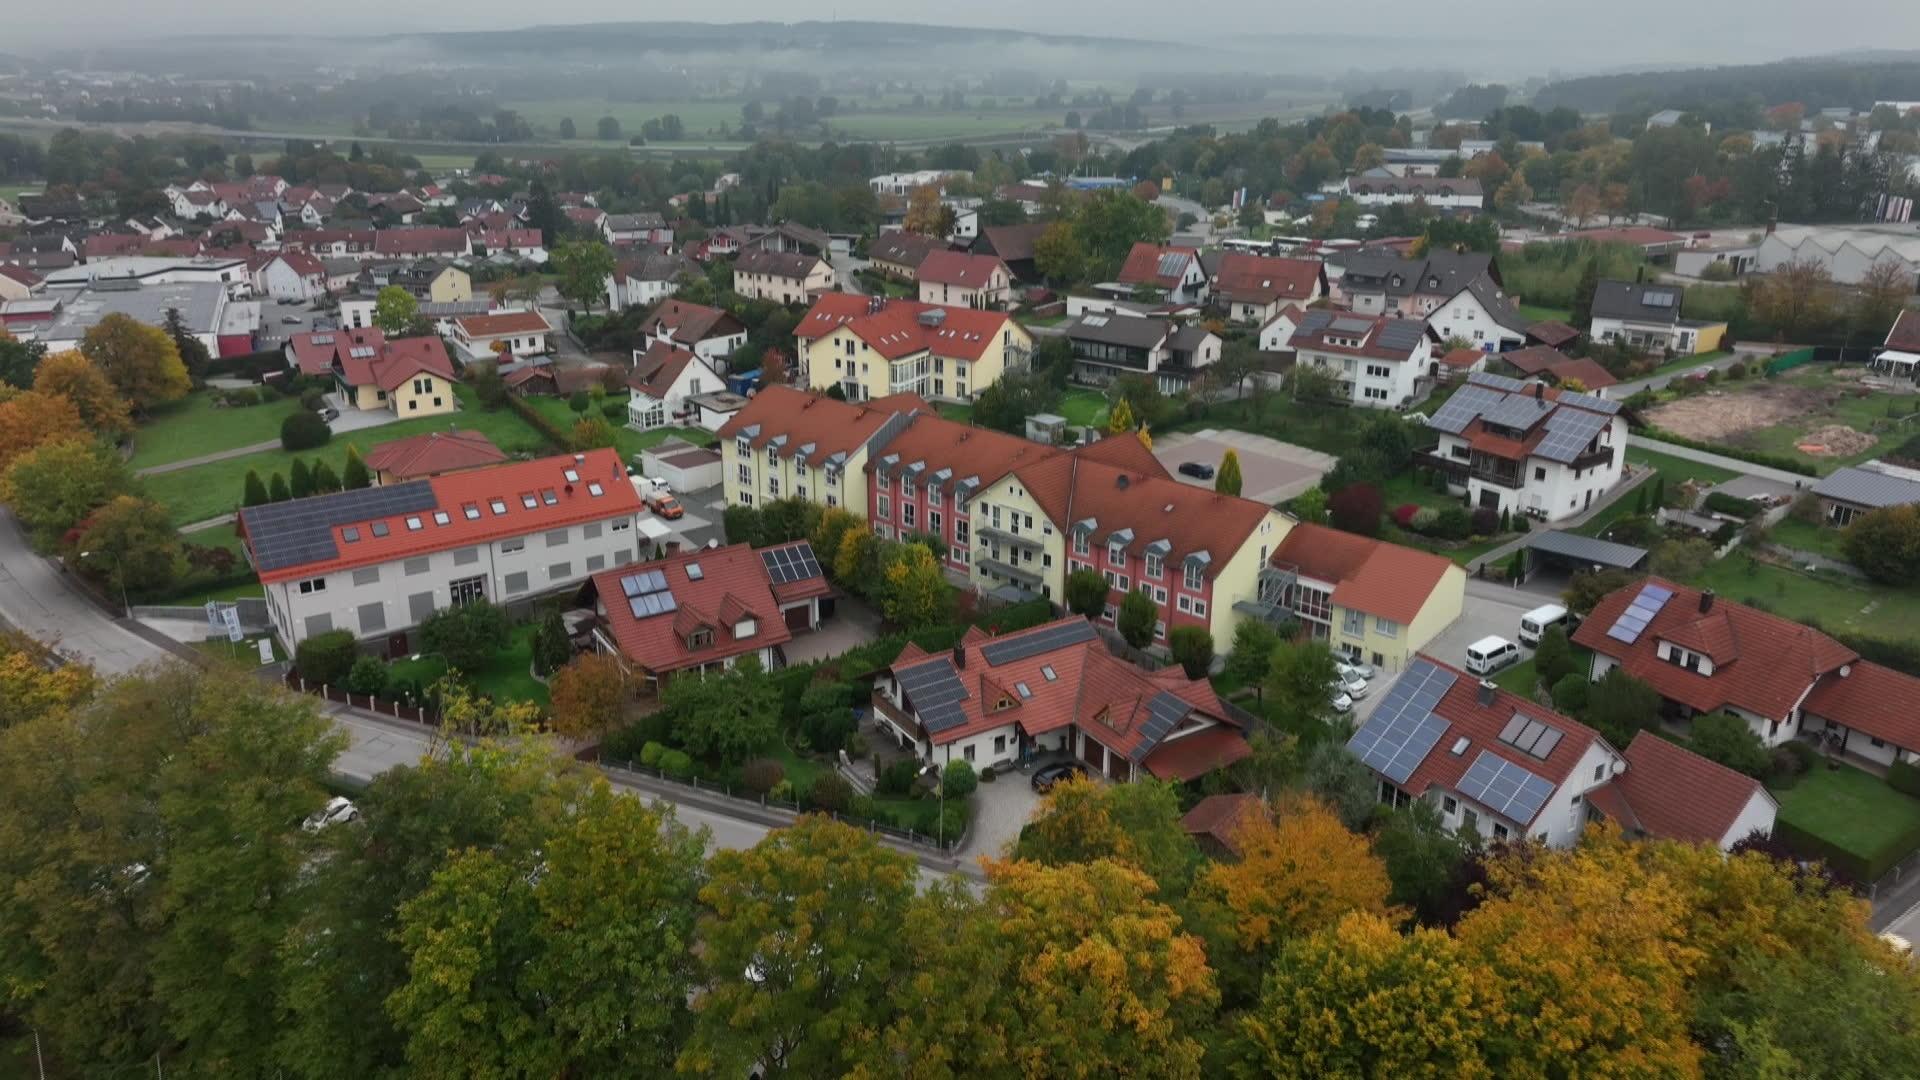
[1644,384,1826,442]
[1795,424,1878,457]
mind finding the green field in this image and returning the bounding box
[1058,389,1109,428]
[1647,349,1731,378]
[140,387,553,526]
[130,392,306,470]
[1765,516,1850,561]
[1687,554,1920,644]
[1,183,42,202]
[1517,304,1572,325]
[389,623,549,707]
[1624,445,1741,488]
[1771,763,1920,867]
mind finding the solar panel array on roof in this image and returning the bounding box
[1467,371,1527,393]
[896,658,968,733]
[1130,691,1193,761]
[1606,582,1674,644]
[1536,407,1610,463]
[1155,252,1187,278]
[620,569,679,618]
[1330,316,1374,335]
[1375,319,1428,352]
[1346,658,1457,784]
[1497,714,1564,760]
[1556,389,1621,416]
[978,619,1099,667]
[1481,392,1553,431]
[1427,385,1508,434]
[349,346,376,359]
[243,482,440,572]
[760,542,823,584]
[1457,750,1556,823]
[1642,289,1676,308]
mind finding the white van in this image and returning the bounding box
[1466,636,1521,675]
[1518,604,1570,647]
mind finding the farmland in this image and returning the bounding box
[1641,366,1920,477]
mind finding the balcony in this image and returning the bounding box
[1471,467,1523,490]
[977,556,1044,587]
[1414,447,1469,481]
[1571,447,1615,472]
[870,692,920,737]
[977,525,1043,549]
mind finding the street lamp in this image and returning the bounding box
[77,551,130,618]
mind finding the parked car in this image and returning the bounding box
[1336,661,1375,682]
[1329,690,1354,714]
[319,407,340,422]
[1031,760,1087,793]
[1335,670,1369,700]
[1177,461,1215,480]
[280,314,302,325]
[649,492,684,519]
[302,796,359,832]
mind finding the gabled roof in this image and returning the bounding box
[1590,279,1685,326]
[1334,250,1495,299]
[1271,523,1460,626]
[644,299,744,345]
[868,231,947,269]
[359,337,456,392]
[1501,345,1619,389]
[1117,243,1202,289]
[793,295,1019,361]
[1887,310,1920,353]
[733,249,826,279]
[1572,578,1858,721]
[372,228,470,257]
[1292,310,1431,361]
[591,541,826,675]
[1812,465,1920,510]
[1527,320,1581,349]
[1603,732,1773,846]
[1062,313,1171,350]
[238,449,639,584]
[715,385,919,466]
[1450,276,1533,336]
[286,327,384,377]
[916,250,1008,288]
[866,412,1063,495]
[271,250,326,278]
[455,310,551,339]
[1211,252,1323,306]
[362,430,508,479]
[628,341,705,400]
[976,223,1049,262]
[1180,793,1268,855]
[1803,660,1920,750]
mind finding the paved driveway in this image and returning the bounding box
[1153,429,1336,505]
[963,765,1045,860]
[782,597,883,667]
[1350,578,1560,726]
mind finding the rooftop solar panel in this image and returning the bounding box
[1536,407,1610,463]
[1481,393,1554,431]
[1426,385,1506,434]
[978,619,1098,666]
[1556,389,1621,416]
[1605,582,1674,645]
[1130,690,1194,761]
[895,657,970,734]
[1457,750,1556,824]
[241,481,440,572]
[1375,319,1428,352]
[1345,657,1457,784]
[760,542,824,585]
[1467,371,1527,393]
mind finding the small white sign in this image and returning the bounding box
[205,601,224,633]
[257,638,274,665]
[221,605,244,642]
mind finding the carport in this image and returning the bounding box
[1521,530,1647,580]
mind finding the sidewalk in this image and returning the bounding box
[135,439,279,477]
[1626,434,1816,488]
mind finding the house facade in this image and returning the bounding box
[454,310,552,358]
[258,251,327,302]
[1115,243,1209,303]
[1255,523,1466,673]
[732,250,833,304]
[868,232,947,282]
[627,344,726,431]
[1210,253,1325,325]
[1061,315,1221,394]
[1332,251,1497,317]
[1419,371,1625,522]
[915,251,1012,309]
[239,450,646,652]
[641,299,749,364]
[1811,464,1920,527]
[1588,280,1726,355]
[1344,175,1485,209]
[795,293,1033,404]
[1426,277,1532,351]
[1289,310,1434,410]
[717,386,922,515]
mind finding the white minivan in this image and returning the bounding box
[1518,604,1570,647]
[1466,635,1522,675]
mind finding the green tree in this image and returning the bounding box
[0,329,45,388]
[530,609,572,677]
[661,655,779,764]
[1844,504,1920,586]
[1265,641,1342,740]
[390,780,705,1079]
[372,285,419,337]
[419,599,511,673]
[1292,485,1329,525]
[310,459,341,493]
[79,312,190,413]
[1014,777,1201,898]
[1689,714,1772,778]
[552,239,618,314]
[941,760,979,799]
[1372,802,1481,925]
[1215,447,1244,495]
[596,115,621,141]
[678,817,916,1077]
[281,410,331,451]
[290,456,314,497]
[1583,666,1662,746]
[1168,624,1215,678]
[833,525,875,585]
[1064,566,1109,619]
[1117,588,1158,649]
[1532,624,1576,688]
[269,471,291,502]
[243,468,269,507]
[341,446,371,490]
[1570,257,1601,329]
[558,116,576,138]
[1,438,132,549]
[882,541,951,628]
[72,495,184,593]
[1225,619,1283,688]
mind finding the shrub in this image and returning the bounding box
[568,390,591,413]
[878,758,920,796]
[640,740,666,767]
[1410,506,1439,531]
[1727,360,1747,378]
[294,629,358,685]
[1168,625,1215,678]
[1702,491,1759,519]
[1328,483,1384,537]
[810,773,853,812]
[1890,759,1920,799]
[845,731,870,761]
[768,779,796,804]
[941,760,978,799]
[849,794,879,822]
[280,410,332,451]
[1432,505,1472,541]
[344,655,390,697]
[1469,506,1501,536]
[1689,713,1772,779]
[223,388,260,407]
[979,764,998,782]
[600,401,626,421]
[659,749,694,778]
[1550,672,1590,714]
[742,758,785,795]
[299,388,326,411]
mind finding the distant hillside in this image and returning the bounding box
[407,20,1152,56]
[1533,58,1920,115]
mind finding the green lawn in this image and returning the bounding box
[937,402,975,423]
[1766,517,1850,561]
[1625,446,1740,488]
[1492,646,1593,698]
[130,392,306,470]
[140,387,554,526]
[1057,389,1109,428]
[1517,304,1572,325]
[388,624,549,707]
[1770,762,1920,864]
[1378,471,1459,515]
[1687,554,1920,644]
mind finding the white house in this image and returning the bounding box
[1588,279,1726,355]
[257,251,328,303]
[1422,371,1625,522]
[869,170,970,197]
[1258,305,1306,352]
[237,450,648,652]
[642,300,749,365]
[732,250,833,305]
[453,310,552,359]
[1062,314,1221,394]
[914,250,1011,309]
[605,252,696,310]
[1344,175,1485,210]
[627,344,725,431]
[603,212,673,246]
[1289,310,1434,409]
[1425,277,1532,351]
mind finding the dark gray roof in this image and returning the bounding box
[1167,324,1215,352]
[1064,314,1171,350]
[1336,251,1493,299]
[1460,276,1532,336]
[1813,466,1920,510]
[1590,280,1684,326]
[1525,529,1648,570]
[239,483,441,573]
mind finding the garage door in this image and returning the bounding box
[783,604,810,632]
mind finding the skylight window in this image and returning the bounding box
[563,468,580,483]
[521,493,538,509]
[405,516,423,531]
[686,563,705,581]
[370,521,390,537]
[434,511,451,526]
[489,499,508,515]
[462,503,480,520]
[587,482,604,497]
[342,527,360,543]
[1015,682,1032,698]
[541,489,558,506]
[1041,665,1057,681]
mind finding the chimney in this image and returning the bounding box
[953,645,966,670]
[1534,382,1544,401]
[1477,680,1497,707]
[1700,588,1715,614]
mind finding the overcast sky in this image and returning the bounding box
[10,1,1919,65]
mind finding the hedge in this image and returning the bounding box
[1702,491,1760,519]
[1634,431,1818,477]
[503,394,573,451]
[203,348,290,380]
[1773,813,1920,884]
[1891,759,1920,800]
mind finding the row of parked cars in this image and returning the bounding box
[1327,660,1375,714]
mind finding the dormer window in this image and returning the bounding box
[734,618,757,639]
[687,629,713,649]
[1184,562,1204,590]
[736,438,751,456]
[1108,544,1126,567]
[1073,532,1090,556]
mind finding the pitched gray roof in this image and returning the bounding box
[1590,280,1684,326]
[1064,314,1170,349]
[1335,251,1493,299]
[1813,466,1920,510]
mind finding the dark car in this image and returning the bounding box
[1031,760,1087,793]
[1178,461,1215,480]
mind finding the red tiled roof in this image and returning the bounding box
[1887,310,1920,353]
[456,310,551,339]
[374,228,469,256]
[1117,242,1201,289]
[1439,347,1485,370]
[868,231,947,270]
[1070,432,1172,479]
[1013,455,1274,585]
[273,250,326,278]
[1211,252,1322,305]
[628,342,702,399]
[1572,578,1857,722]
[362,430,508,479]
[1500,345,1619,389]
[1179,793,1267,854]
[591,541,824,676]
[1293,313,1429,361]
[715,385,918,466]
[916,250,1008,288]
[869,412,1063,492]
[733,249,825,279]
[240,449,640,584]
[1146,725,1254,780]
[0,265,41,287]
[1271,523,1460,626]
[286,327,385,377]
[366,337,456,392]
[1527,320,1581,348]
[1399,656,1608,827]
[645,299,743,346]
[793,294,1019,362]
[1803,661,1920,750]
[82,234,147,258]
[1605,732,1772,846]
